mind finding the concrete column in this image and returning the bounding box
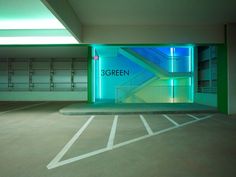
[227,24,236,114]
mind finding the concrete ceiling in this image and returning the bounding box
[1,0,235,44]
[68,0,236,26]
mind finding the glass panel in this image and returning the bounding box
[93,46,194,103]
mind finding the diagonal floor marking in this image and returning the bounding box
[47,115,95,169]
[52,148,108,169]
[202,114,214,119]
[47,114,213,169]
[163,114,179,126]
[111,115,213,149]
[187,114,200,120]
[140,114,153,135]
[107,115,118,149]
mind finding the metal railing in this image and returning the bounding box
[116,85,193,103]
[0,82,87,91]
[115,70,156,101]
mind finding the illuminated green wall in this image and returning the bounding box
[217,44,228,113]
[92,46,194,103]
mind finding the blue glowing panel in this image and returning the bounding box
[131,48,170,71]
[173,48,191,72]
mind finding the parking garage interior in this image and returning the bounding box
[0,0,236,177]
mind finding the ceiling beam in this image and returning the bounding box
[41,0,83,43]
[83,25,225,44]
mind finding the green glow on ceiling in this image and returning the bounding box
[0,19,65,30]
[0,36,78,45]
[0,0,57,20]
[0,29,71,37]
[0,0,79,44]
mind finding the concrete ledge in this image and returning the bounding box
[59,103,217,115]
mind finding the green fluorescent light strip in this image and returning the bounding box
[189,47,192,72]
[170,47,174,72]
[99,57,102,99]
[92,48,96,102]
[0,36,78,44]
[0,19,65,29]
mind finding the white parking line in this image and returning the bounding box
[112,115,212,149]
[140,115,153,135]
[47,114,213,169]
[202,114,214,119]
[107,115,118,150]
[163,114,179,126]
[47,115,95,169]
[52,147,109,169]
[0,102,48,116]
[187,114,200,120]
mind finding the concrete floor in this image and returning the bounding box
[0,102,235,177]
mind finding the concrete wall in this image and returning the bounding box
[0,45,88,101]
[194,46,219,108]
[227,24,236,114]
[83,25,225,44]
[0,91,87,101]
[0,45,87,58]
[195,93,217,107]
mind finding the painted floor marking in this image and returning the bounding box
[163,114,179,126]
[187,114,200,120]
[53,148,109,169]
[107,115,118,149]
[47,114,213,169]
[140,114,153,135]
[112,114,213,150]
[47,115,95,169]
[201,114,214,119]
[0,102,48,116]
